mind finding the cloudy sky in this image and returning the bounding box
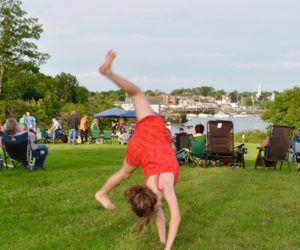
[22,0,300,93]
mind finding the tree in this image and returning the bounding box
[262,87,300,130]
[229,91,238,103]
[54,73,78,103]
[145,89,155,96]
[215,89,226,100]
[0,0,49,96]
[244,97,253,107]
[199,86,215,96]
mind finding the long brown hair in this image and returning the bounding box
[125,185,158,233]
[5,119,22,136]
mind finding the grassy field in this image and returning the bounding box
[0,143,299,249]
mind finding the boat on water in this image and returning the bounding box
[186,113,197,120]
[214,112,230,118]
[233,114,248,118]
[232,112,248,118]
[198,113,208,117]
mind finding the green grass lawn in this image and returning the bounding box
[0,143,299,249]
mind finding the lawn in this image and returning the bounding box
[0,143,299,249]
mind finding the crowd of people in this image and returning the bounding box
[0,110,139,146]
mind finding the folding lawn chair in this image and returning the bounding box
[175,133,191,152]
[174,133,191,165]
[90,130,101,143]
[36,128,47,144]
[255,125,294,171]
[175,148,193,165]
[206,120,247,168]
[103,130,112,144]
[0,131,36,172]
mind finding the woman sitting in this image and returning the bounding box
[3,119,48,170]
[190,124,205,139]
[189,124,207,166]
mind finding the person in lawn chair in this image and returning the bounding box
[189,124,207,166]
[291,130,300,171]
[0,119,48,170]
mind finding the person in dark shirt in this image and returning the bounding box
[68,111,80,145]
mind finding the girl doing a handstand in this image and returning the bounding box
[95,51,181,250]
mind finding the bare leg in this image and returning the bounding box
[95,159,136,210]
[99,50,154,121]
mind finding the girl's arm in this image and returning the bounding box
[162,184,181,250]
[156,207,166,243]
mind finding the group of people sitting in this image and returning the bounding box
[45,112,101,145]
[45,118,66,143]
[174,124,207,166]
[173,123,300,170]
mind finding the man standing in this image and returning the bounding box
[25,111,37,133]
[68,111,80,145]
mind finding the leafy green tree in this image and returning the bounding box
[229,91,238,103]
[215,89,226,100]
[244,97,253,107]
[54,73,79,103]
[34,90,62,127]
[262,87,300,130]
[199,86,215,96]
[0,0,49,97]
[75,86,89,104]
[145,89,155,96]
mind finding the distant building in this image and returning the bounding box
[113,100,134,111]
[113,96,162,113]
[256,81,262,99]
[147,97,162,113]
[159,94,177,106]
[177,93,194,107]
[221,94,231,105]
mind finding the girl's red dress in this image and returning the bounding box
[125,114,179,190]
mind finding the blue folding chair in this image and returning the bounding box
[0,132,36,172]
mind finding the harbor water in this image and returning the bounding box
[170,115,269,135]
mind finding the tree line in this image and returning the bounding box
[1,0,299,131]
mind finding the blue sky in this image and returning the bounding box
[22,0,300,93]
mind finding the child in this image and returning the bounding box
[95,51,181,250]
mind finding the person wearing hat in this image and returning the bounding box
[291,130,300,171]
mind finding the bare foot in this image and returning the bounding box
[95,193,116,210]
[99,50,116,75]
